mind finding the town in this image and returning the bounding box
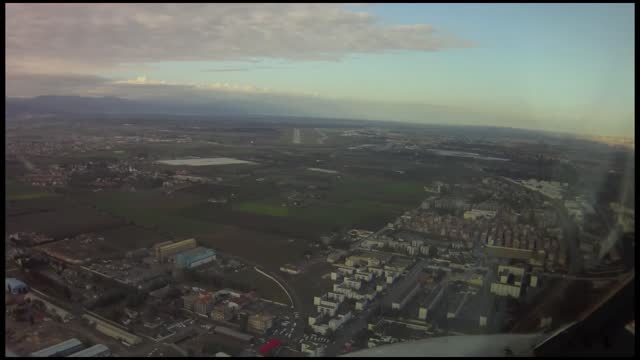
[6,115,635,357]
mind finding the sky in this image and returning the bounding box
[5,3,635,137]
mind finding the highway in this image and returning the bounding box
[527,271,627,281]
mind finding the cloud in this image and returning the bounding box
[110,76,276,95]
[6,3,473,73]
[5,72,311,99]
[10,73,608,135]
[201,66,282,72]
[6,73,112,97]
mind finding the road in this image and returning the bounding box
[219,252,306,345]
[254,266,294,308]
[292,128,301,144]
[527,271,626,281]
[323,259,428,357]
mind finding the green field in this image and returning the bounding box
[229,198,406,229]
[6,204,125,239]
[228,176,422,230]
[6,180,60,201]
[7,192,58,201]
[232,201,289,217]
[84,189,224,238]
[326,177,425,204]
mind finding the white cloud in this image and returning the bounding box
[5,72,317,99]
[110,75,275,95]
[6,3,473,73]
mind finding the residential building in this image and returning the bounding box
[194,293,216,316]
[484,245,534,261]
[301,342,326,357]
[464,209,497,221]
[211,303,234,322]
[182,294,198,311]
[248,313,274,334]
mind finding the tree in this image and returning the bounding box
[145,306,158,320]
[303,249,313,260]
[126,292,147,308]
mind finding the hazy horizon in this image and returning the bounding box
[6,3,634,137]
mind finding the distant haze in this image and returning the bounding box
[5,3,634,137]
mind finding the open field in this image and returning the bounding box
[156,157,257,166]
[288,261,335,314]
[8,117,612,276]
[6,203,126,240]
[81,190,224,239]
[232,201,289,217]
[6,180,60,201]
[223,267,290,304]
[36,234,125,261]
[162,173,423,241]
[93,224,170,251]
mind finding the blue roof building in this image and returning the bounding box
[175,247,216,269]
[68,344,111,357]
[5,278,29,295]
[31,338,84,357]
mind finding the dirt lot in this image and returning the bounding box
[197,225,315,272]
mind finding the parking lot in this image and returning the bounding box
[301,333,331,345]
[264,312,297,342]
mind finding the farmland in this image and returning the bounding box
[5,115,493,271]
[232,201,290,217]
[6,200,125,240]
[6,180,60,201]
